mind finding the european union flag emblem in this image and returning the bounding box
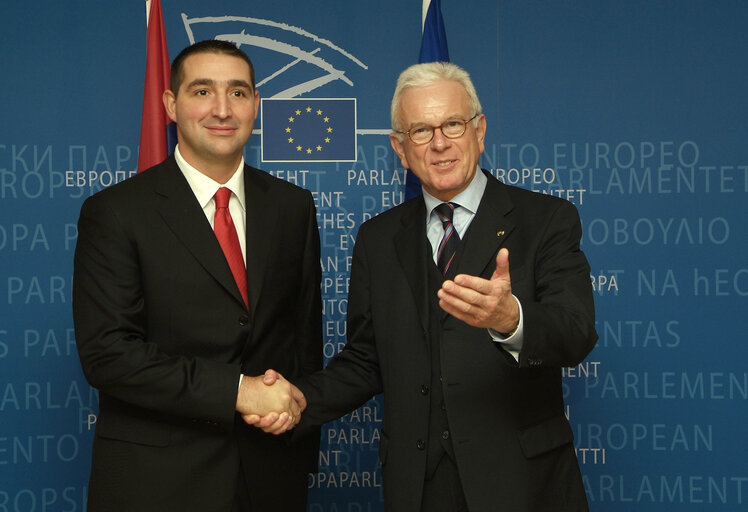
[261,98,357,162]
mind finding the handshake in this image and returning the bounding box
[235,369,305,435]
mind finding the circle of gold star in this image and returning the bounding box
[284,105,333,155]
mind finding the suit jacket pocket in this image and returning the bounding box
[517,413,574,459]
[96,410,171,447]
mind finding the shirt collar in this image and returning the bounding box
[422,166,486,219]
[174,145,246,211]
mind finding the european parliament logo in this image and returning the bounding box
[261,98,357,162]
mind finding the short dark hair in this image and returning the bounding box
[170,40,256,94]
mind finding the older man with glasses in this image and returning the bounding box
[254,61,597,512]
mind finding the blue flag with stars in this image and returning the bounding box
[405,0,450,200]
[261,98,357,162]
[419,0,450,63]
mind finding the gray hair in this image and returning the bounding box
[390,62,483,137]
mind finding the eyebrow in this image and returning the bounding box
[408,115,468,127]
[186,78,253,90]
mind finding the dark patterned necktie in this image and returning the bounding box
[434,202,461,275]
[213,187,249,309]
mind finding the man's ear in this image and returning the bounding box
[389,133,409,169]
[475,114,487,154]
[163,89,177,123]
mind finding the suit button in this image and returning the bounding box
[420,385,430,395]
[442,430,450,440]
[416,440,426,450]
[238,315,249,325]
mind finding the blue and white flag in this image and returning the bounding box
[261,98,357,162]
[419,0,450,63]
[406,0,450,199]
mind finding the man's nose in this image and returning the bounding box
[212,95,231,118]
[430,127,451,149]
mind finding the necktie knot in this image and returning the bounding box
[434,202,457,226]
[214,187,231,209]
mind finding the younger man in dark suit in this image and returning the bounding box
[73,40,320,511]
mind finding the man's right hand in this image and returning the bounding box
[242,369,304,434]
[236,370,305,435]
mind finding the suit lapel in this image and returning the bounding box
[394,198,430,336]
[392,175,515,333]
[154,157,247,309]
[454,171,516,279]
[243,166,276,316]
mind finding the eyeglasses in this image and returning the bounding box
[396,114,479,145]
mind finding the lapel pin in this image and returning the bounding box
[497,230,505,237]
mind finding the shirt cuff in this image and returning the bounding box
[488,295,524,362]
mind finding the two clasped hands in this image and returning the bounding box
[235,369,302,435]
[235,249,519,436]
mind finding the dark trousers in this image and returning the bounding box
[232,461,252,512]
[232,459,308,511]
[420,455,469,512]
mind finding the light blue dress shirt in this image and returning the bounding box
[422,168,524,361]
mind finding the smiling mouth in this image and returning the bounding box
[434,160,456,167]
[206,126,237,135]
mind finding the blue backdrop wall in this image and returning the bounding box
[1,1,746,510]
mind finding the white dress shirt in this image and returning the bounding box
[174,145,247,263]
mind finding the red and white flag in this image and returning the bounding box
[137,0,175,172]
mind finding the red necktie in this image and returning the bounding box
[213,187,248,309]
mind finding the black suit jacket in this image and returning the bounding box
[299,170,597,512]
[73,156,322,511]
